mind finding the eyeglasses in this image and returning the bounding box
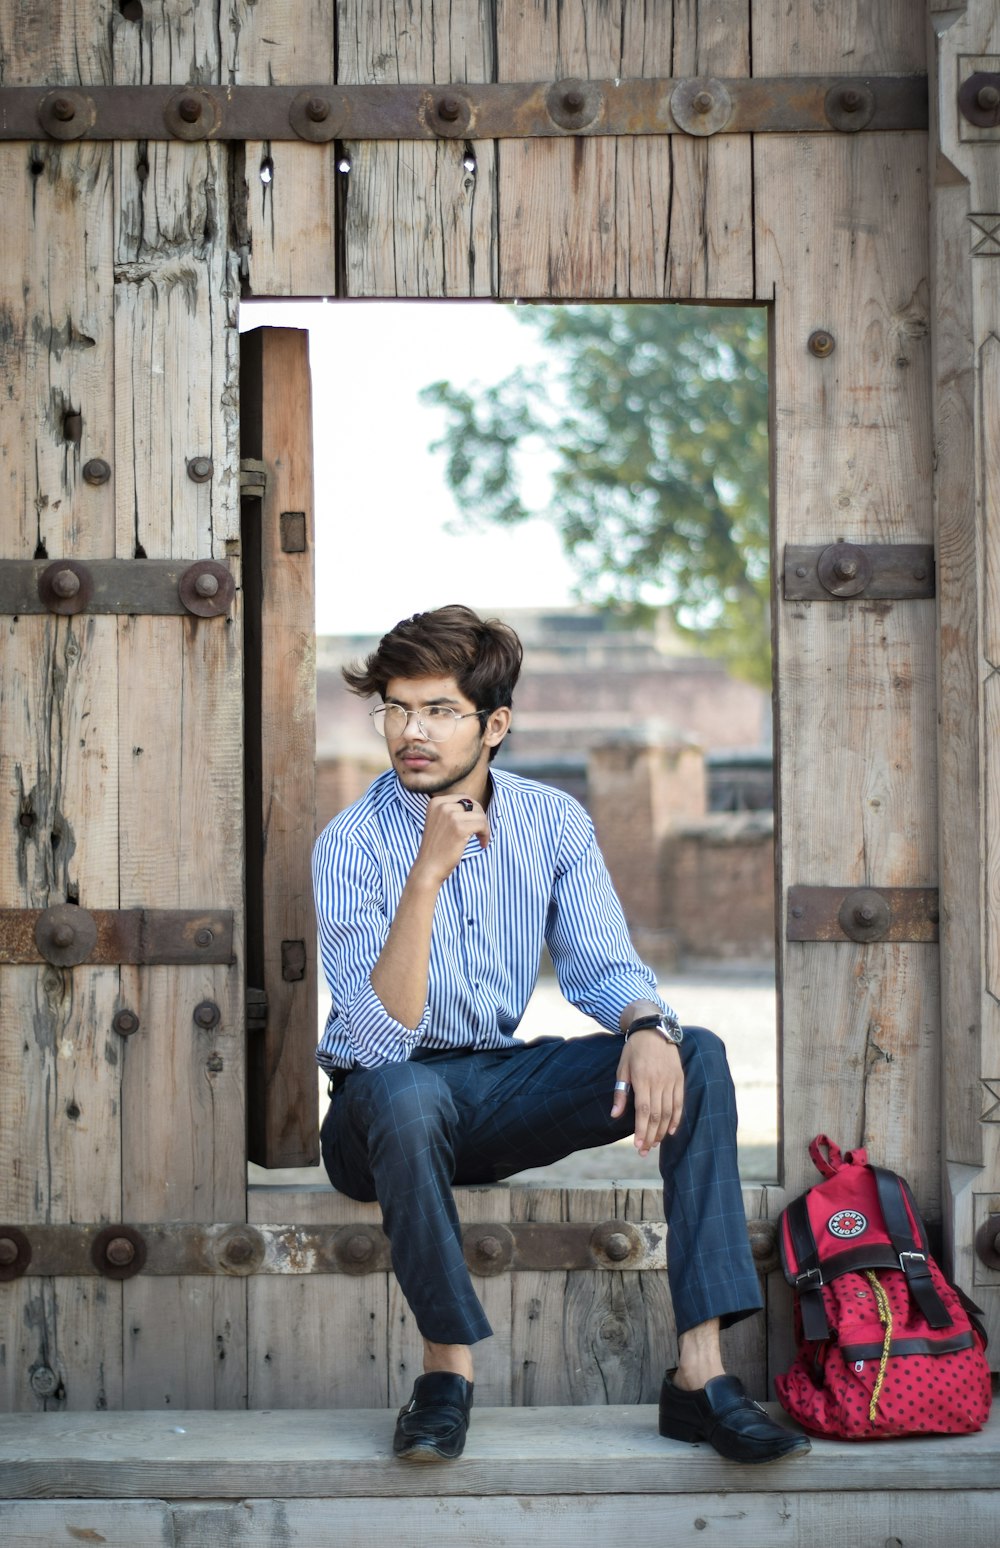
[370,704,485,742]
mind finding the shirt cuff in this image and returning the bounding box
[344,978,430,1067]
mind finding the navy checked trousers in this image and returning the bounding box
[320,1028,763,1346]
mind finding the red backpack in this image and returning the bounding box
[775,1136,992,1439]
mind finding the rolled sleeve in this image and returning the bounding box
[313,827,430,1068]
[545,813,673,1032]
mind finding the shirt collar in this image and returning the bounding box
[392,772,503,838]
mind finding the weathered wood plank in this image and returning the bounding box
[496,0,752,300]
[107,0,246,1409]
[0,142,115,559]
[247,1191,390,1409]
[929,0,1000,1352]
[0,1403,997,1499]
[510,1186,676,1404]
[0,5,122,1413]
[229,0,338,298]
[336,0,498,296]
[751,0,926,73]
[5,1491,1000,1548]
[757,121,937,1223]
[117,613,246,1409]
[240,328,318,1168]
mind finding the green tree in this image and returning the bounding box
[421,304,770,687]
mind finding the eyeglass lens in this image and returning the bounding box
[372,705,462,741]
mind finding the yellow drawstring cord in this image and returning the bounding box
[865,1271,893,1423]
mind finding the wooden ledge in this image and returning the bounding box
[0,1403,997,1501]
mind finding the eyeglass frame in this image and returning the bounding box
[369,702,489,742]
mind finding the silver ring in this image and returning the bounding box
[458,798,474,812]
[614,1080,631,1093]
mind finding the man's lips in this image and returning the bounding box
[397,750,435,767]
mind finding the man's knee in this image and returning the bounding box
[680,1026,735,1092]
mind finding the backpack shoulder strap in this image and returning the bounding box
[784,1193,831,1341]
[871,1165,953,1330]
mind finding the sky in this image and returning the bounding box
[238,299,580,636]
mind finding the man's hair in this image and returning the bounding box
[342,605,524,716]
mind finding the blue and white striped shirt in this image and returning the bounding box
[313,767,674,1073]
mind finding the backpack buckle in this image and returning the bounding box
[794,1266,823,1291]
[898,1250,928,1276]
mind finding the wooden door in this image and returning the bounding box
[0,0,995,1413]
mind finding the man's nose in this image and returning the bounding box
[399,713,426,741]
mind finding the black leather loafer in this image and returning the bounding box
[658,1371,811,1464]
[393,1372,474,1463]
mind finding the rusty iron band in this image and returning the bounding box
[0,76,928,144]
[0,558,235,618]
[0,907,235,967]
[783,543,936,602]
[786,887,939,945]
[0,1218,780,1279]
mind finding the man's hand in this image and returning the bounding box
[611,1031,684,1155]
[413,796,490,887]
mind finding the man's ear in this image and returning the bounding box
[483,706,512,746]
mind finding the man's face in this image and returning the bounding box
[381,675,506,797]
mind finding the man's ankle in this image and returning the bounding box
[673,1319,725,1391]
[422,1340,474,1381]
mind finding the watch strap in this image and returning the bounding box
[624,1013,683,1046]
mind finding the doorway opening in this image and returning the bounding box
[240,298,777,1185]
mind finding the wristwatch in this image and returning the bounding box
[623,1012,684,1046]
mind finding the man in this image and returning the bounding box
[313,605,808,1466]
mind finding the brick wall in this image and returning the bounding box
[661,815,776,961]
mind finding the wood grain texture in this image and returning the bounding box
[496,0,752,300]
[6,1491,1000,1548]
[750,0,927,73]
[336,0,498,296]
[241,329,318,1168]
[247,1191,390,1409]
[1,1402,998,1498]
[242,1182,766,1404]
[756,116,938,1225]
[108,0,247,1407]
[229,0,338,298]
[0,6,122,1415]
[926,0,1000,1350]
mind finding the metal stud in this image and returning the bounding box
[462,1222,515,1276]
[193,1000,221,1030]
[187,456,213,483]
[289,88,343,143]
[113,1009,141,1038]
[91,1224,146,1280]
[958,72,1000,129]
[824,81,875,132]
[427,90,472,137]
[669,77,733,137]
[590,1220,643,1268]
[808,330,836,358]
[837,888,891,944]
[0,1227,31,1282]
[177,560,235,618]
[974,1214,1000,1272]
[37,89,96,141]
[82,458,112,486]
[545,78,602,132]
[213,1227,266,1276]
[817,542,873,598]
[34,904,99,967]
[164,87,222,141]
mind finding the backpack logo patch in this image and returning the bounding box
[827,1209,867,1239]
